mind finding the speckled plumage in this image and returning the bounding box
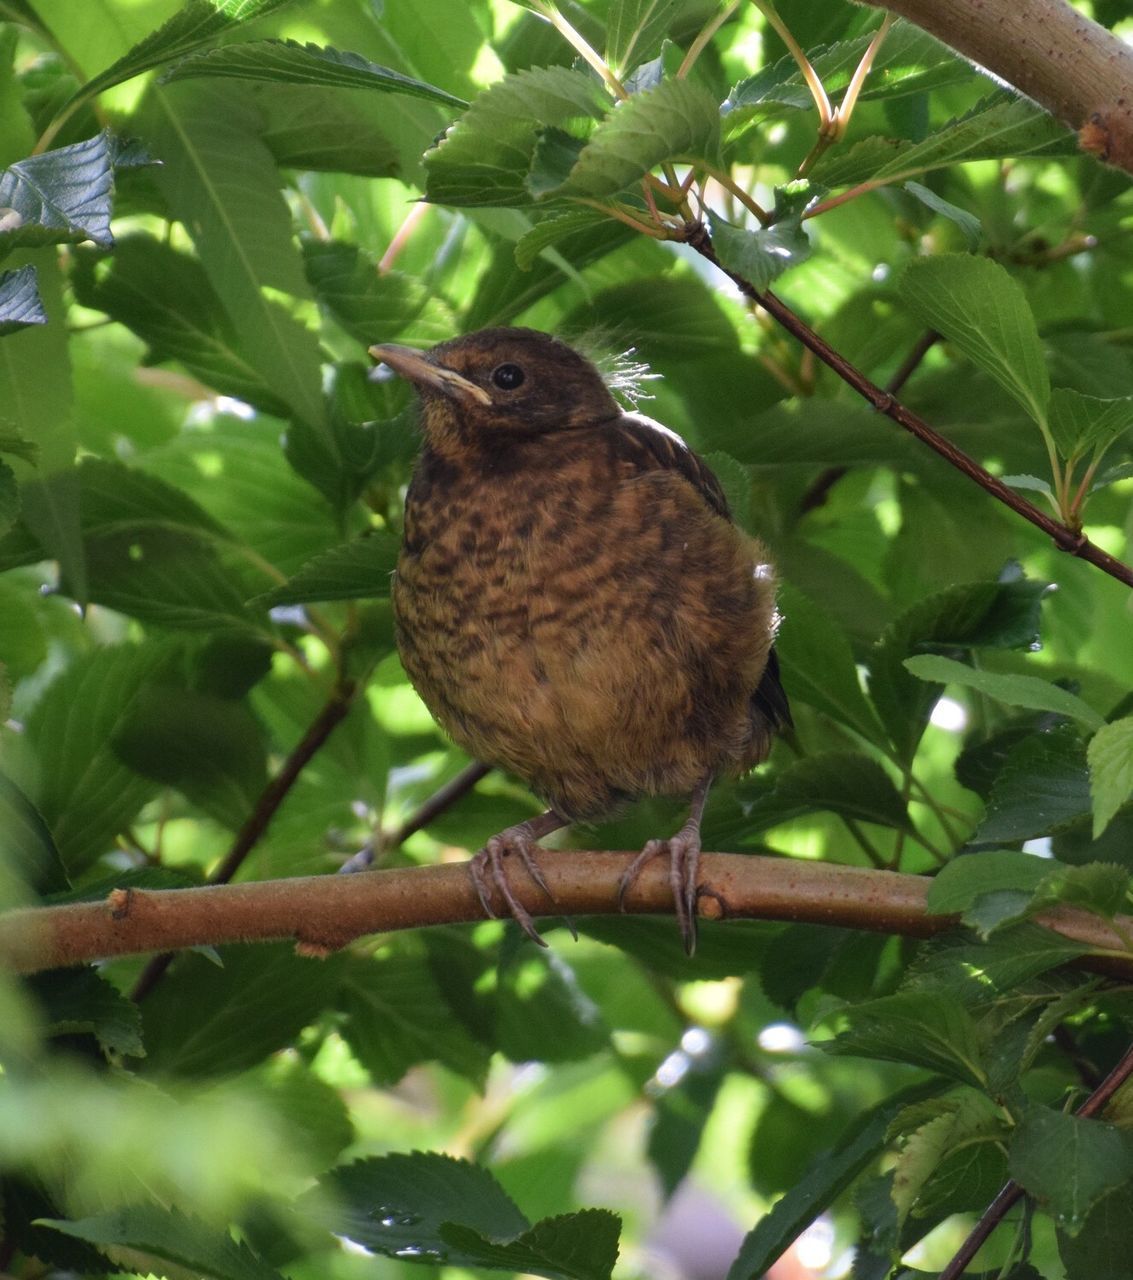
[372,327,789,950]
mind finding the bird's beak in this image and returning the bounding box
[369,343,492,407]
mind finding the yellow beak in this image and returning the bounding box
[369,343,492,407]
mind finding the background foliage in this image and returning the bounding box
[1,0,1133,1278]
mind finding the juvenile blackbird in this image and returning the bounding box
[370,327,790,952]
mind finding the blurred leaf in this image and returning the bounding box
[1089,717,1133,838]
[648,1045,725,1197]
[163,39,469,107]
[749,751,916,833]
[114,685,268,828]
[23,644,169,872]
[514,208,612,270]
[903,181,981,249]
[0,768,68,895]
[251,533,399,607]
[606,0,686,73]
[28,968,144,1058]
[1058,1185,1133,1280]
[39,1205,285,1280]
[140,944,343,1078]
[1009,1107,1133,1234]
[825,992,987,1087]
[337,948,491,1087]
[302,239,429,346]
[726,1083,943,1280]
[904,654,1105,730]
[976,727,1091,842]
[0,264,45,334]
[72,236,304,419]
[899,254,1049,425]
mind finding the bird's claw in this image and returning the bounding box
[617,827,703,956]
[469,824,557,947]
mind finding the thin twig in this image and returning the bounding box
[796,329,939,516]
[338,760,492,873]
[939,1035,1133,1280]
[683,221,1133,590]
[130,677,358,1001]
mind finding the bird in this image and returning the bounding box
[369,327,790,953]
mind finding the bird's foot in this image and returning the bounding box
[617,824,702,956]
[469,816,562,947]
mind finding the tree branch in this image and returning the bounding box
[4,852,1132,976]
[864,0,1133,176]
[683,222,1133,590]
[940,1034,1133,1279]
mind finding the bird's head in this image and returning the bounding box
[370,327,621,455]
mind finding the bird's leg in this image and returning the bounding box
[469,809,568,946]
[618,774,713,956]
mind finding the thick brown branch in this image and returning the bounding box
[684,223,1133,590]
[3,852,1132,976]
[865,0,1133,176]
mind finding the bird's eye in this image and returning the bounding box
[491,363,526,391]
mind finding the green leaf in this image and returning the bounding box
[302,239,429,345]
[0,133,114,256]
[38,1205,285,1280]
[424,66,608,208]
[0,264,45,334]
[551,77,719,200]
[337,948,490,1087]
[251,533,399,607]
[1089,717,1133,838]
[898,254,1050,425]
[0,422,39,465]
[811,94,1074,188]
[0,458,17,535]
[72,236,305,419]
[927,849,1050,916]
[0,768,68,896]
[903,654,1105,731]
[1047,388,1133,460]
[1032,861,1130,918]
[705,182,817,292]
[113,685,268,828]
[23,644,170,873]
[66,0,298,107]
[28,968,144,1058]
[162,38,468,107]
[890,1093,1007,1224]
[726,1083,943,1280]
[140,943,343,1078]
[1009,1107,1133,1233]
[440,1210,620,1280]
[755,751,916,833]
[148,80,327,432]
[606,0,684,74]
[825,992,988,1087]
[310,1152,530,1263]
[870,576,1049,760]
[906,923,1089,997]
[773,585,887,744]
[976,726,1092,842]
[1058,1185,1133,1280]
[514,208,612,270]
[903,180,981,249]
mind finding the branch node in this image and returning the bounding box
[108,887,133,920]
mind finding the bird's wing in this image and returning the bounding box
[609,411,732,521]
